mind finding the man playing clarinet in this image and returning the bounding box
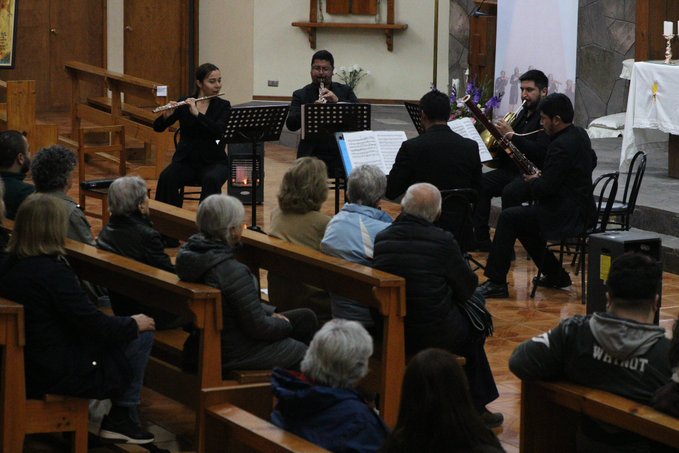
[286,50,358,177]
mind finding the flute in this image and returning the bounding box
[152,93,225,113]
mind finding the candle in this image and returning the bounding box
[664,20,673,36]
[452,78,460,94]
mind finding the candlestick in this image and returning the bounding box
[664,33,675,64]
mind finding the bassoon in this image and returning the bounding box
[461,94,539,176]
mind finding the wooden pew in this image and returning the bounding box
[521,380,679,452]
[0,79,58,151]
[63,61,174,179]
[201,385,331,453]
[0,298,89,452]
[147,199,408,427]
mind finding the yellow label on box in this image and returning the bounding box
[600,254,611,281]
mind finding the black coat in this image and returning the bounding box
[176,234,306,371]
[286,82,358,175]
[0,254,138,399]
[153,97,231,164]
[373,214,478,332]
[529,125,596,240]
[385,124,482,200]
[96,213,180,329]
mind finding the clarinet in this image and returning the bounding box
[461,95,539,176]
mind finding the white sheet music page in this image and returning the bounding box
[447,117,493,162]
[375,131,407,173]
[342,131,385,172]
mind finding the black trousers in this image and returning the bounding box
[407,300,499,411]
[474,167,532,242]
[484,205,564,284]
[155,160,229,208]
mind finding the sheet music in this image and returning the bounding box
[375,131,407,172]
[447,117,493,162]
[341,131,385,172]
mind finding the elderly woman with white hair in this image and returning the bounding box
[176,194,317,371]
[320,164,392,329]
[97,176,179,328]
[271,319,389,453]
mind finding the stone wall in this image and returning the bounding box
[448,0,636,127]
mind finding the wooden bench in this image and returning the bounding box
[521,380,679,451]
[0,79,58,151]
[64,60,174,180]
[0,298,89,452]
[147,199,408,427]
[201,385,331,453]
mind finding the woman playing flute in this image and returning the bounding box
[153,63,231,209]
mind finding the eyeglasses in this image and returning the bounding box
[311,65,333,73]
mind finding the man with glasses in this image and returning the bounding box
[286,50,358,176]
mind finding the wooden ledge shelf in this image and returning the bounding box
[292,21,408,51]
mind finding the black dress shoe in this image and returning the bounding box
[479,408,504,428]
[478,280,509,299]
[534,271,572,289]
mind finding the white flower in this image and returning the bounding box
[352,64,359,71]
[339,66,346,73]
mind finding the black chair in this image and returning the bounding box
[607,150,647,230]
[530,172,619,303]
[436,188,485,271]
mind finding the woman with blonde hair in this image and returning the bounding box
[268,157,332,317]
[0,193,157,444]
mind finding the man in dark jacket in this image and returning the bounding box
[509,253,671,451]
[373,182,501,427]
[385,89,481,200]
[286,49,358,177]
[479,93,595,298]
[473,70,550,250]
[0,130,34,219]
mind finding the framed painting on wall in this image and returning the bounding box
[0,0,18,68]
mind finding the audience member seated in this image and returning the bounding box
[383,348,504,453]
[271,319,388,453]
[373,183,502,427]
[652,318,679,418]
[31,145,94,245]
[0,130,33,220]
[320,164,392,329]
[510,253,672,452]
[268,156,332,319]
[176,194,318,372]
[0,178,7,256]
[97,176,184,329]
[0,193,156,444]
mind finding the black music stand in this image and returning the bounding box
[302,103,371,212]
[404,101,425,135]
[221,104,289,232]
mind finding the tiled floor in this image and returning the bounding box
[23,141,679,452]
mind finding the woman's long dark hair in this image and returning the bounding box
[382,348,502,452]
[192,62,219,97]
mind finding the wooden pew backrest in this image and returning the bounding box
[521,380,679,451]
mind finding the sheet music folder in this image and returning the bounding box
[301,103,371,140]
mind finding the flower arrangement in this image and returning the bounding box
[449,76,503,121]
[335,64,370,90]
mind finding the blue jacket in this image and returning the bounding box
[271,368,389,453]
[320,204,392,324]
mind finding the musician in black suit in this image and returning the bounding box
[385,89,481,200]
[473,70,550,250]
[479,94,596,299]
[286,50,358,177]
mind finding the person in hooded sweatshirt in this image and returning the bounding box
[271,319,388,453]
[510,253,672,452]
[175,194,317,372]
